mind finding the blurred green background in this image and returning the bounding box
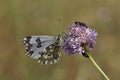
[0,0,120,80]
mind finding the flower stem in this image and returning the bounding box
[87,53,110,80]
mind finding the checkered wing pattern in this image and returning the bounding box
[22,35,61,64]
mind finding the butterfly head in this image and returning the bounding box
[56,35,62,41]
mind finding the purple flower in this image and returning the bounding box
[62,22,98,57]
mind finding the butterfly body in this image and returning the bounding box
[22,35,62,64]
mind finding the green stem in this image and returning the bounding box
[87,53,110,80]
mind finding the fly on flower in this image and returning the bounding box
[22,35,62,64]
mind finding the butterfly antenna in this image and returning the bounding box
[58,18,61,36]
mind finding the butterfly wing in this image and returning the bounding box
[22,35,61,64]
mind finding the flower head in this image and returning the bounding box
[62,22,98,57]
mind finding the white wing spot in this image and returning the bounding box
[45,61,48,64]
[38,60,41,63]
[50,61,53,64]
[43,55,48,59]
[23,38,27,41]
[54,59,57,63]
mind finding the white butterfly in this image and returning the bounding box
[22,35,62,64]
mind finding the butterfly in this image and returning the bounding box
[22,35,62,64]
